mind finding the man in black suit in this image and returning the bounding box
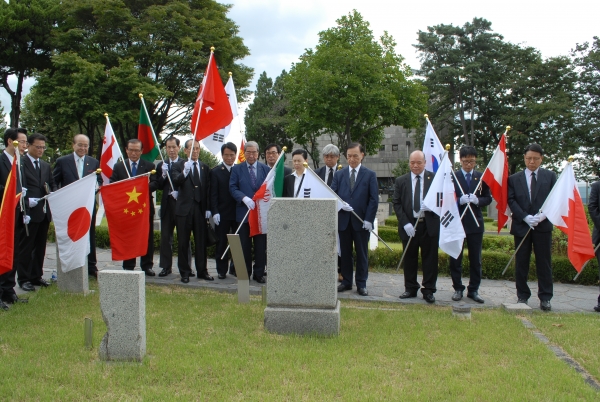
[0,129,29,308]
[265,143,292,176]
[18,133,57,291]
[156,137,182,277]
[392,150,439,303]
[331,143,379,297]
[109,139,158,276]
[508,143,557,311]
[53,134,102,278]
[172,139,213,283]
[210,142,238,279]
[587,180,600,312]
[449,146,492,303]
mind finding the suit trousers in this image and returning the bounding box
[159,196,177,270]
[514,230,553,301]
[17,219,50,285]
[449,232,483,293]
[0,210,23,299]
[215,219,237,276]
[401,220,438,295]
[88,206,98,275]
[339,225,370,289]
[238,222,266,278]
[123,212,155,271]
[176,202,207,278]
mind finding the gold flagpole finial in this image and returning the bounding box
[138,93,143,99]
[282,146,287,152]
[151,170,156,175]
[96,169,102,174]
[12,141,18,147]
[445,144,451,151]
[424,114,429,118]
[568,156,574,163]
[210,46,215,52]
[228,71,232,77]
[104,113,108,117]
[506,125,511,131]
[337,164,342,170]
[303,162,308,168]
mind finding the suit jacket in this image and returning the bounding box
[331,165,378,231]
[156,158,182,218]
[315,165,337,186]
[171,159,210,217]
[110,158,158,215]
[210,163,236,221]
[587,181,600,245]
[282,172,303,198]
[392,170,440,242]
[21,155,57,222]
[453,169,492,234]
[229,161,270,222]
[0,152,25,206]
[53,153,101,188]
[508,168,557,237]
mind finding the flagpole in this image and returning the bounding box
[192,48,215,141]
[395,210,422,273]
[573,243,600,281]
[502,227,532,275]
[12,141,29,236]
[220,210,250,260]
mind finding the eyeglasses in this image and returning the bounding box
[265,151,279,156]
[17,140,27,144]
[461,159,477,165]
[31,145,47,151]
[127,148,142,153]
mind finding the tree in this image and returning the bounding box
[0,102,6,134]
[286,10,427,160]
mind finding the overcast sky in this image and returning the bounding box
[2,0,598,123]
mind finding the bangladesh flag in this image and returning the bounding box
[138,103,159,162]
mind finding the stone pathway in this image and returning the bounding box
[27,243,600,313]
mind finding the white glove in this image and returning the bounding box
[459,194,470,205]
[29,198,39,208]
[469,194,479,205]
[23,215,31,225]
[213,213,220,226]
[536,212,546,222]
[183,160,194,176]
[243,196,255,210]
[170,190,178,200]
[524,215,539,226]
[363,221,373,231]
[341,202,354,212]
[22,187,27,197]
[420,203,431,212]
[205,210,212,219]
[161,163,169,177]
[403,223,416,237]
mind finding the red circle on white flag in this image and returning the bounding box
[68,207,91,242]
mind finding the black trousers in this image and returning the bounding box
[123,212,155,271]
[238,222,266,278]
[159,196,177,271]
[339,226,370,289]
[401,220,439,295]
[215,218,237,276]
[176,202,207,278]
[0,209,23,299]
[17,218,50,285]
[514,230,553,301]
[88,206,97,275]
[449,232,483,293]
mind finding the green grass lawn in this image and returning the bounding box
[1,285,598,400]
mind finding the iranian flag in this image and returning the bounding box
[541,163,595,272]
[482,134,511,232]
[47,174,97,272]
[138,102,159,162]
[0,157,21,275]
[248,153,284,236]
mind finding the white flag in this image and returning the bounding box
[96,115,123,225]
[423,119,445,173]
[297,168,344,210]
[46,174,97,272]
[202,76,239,159]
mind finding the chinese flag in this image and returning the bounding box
[191,51,233,141]
[100,176,150,260]
[0,158,21,275]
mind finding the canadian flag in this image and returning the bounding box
[482,134,511,233]
[46,174,97,272]
[541,163,595,272]
[96,115,124,225]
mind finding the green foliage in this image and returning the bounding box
[391,159,409,178]
[0,102,6,133]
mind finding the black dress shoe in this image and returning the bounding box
[144,268,156,277]
[451,291,463,301]
[181,277,189,284]
[158,269,171,277]
[198,273,214,281]
[517,298,528,304]
[540,300,552,311]
[467,292,484,304]
[423,293,435,304]
[399,291,417,299]
[337,284,352,292]
[594,305,600,312]
[253,276,266,284]
[0,301,8,311]
[218,274,226,279]
[357,287,368,296]
[2,294,28,304]
[33,278,50,287]
[20,282,35,292]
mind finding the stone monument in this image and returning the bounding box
[264,198,340,336]
[56,243,89,294]
[98,270,146,361]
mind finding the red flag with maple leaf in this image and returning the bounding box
[100,176,150,260]
[0,157,21,275]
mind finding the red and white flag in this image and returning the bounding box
[96,115,124,225]
[541,163,595,272]
[191,51,233,141]
[47,174,97,272]
[0,157,21,275]
[482,134,511,232]
[249,154,285,237]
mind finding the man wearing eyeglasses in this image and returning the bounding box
[264,144,292,176]
[449,146,492,304]
[508,143,557,311]
[53,134,102,278]
[18,133,57,292]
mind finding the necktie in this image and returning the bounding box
[131,161,137,176]
[78,158,84,179]
[327,168,333,186]
[34,160,41,179]
[530,172,537,201]
[465,172,471,190]
[350,169,356,190]
[413,175,421,213]
[193,162,200,182]
[249,165,257,188]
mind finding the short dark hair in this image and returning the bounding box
[459,146,477,159]
[347,142,364,154]
[17,127,27,135]
[221,142,237,154]
[27,133,47,144]
[291,149,308,160]
[127,138,143,149]
[165,137,180,147]
[3,128,19,147]
[524,143,544,156]
[265,143,281,154]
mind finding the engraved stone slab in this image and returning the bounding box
[264,301,340,336]
[56,243,89,294]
